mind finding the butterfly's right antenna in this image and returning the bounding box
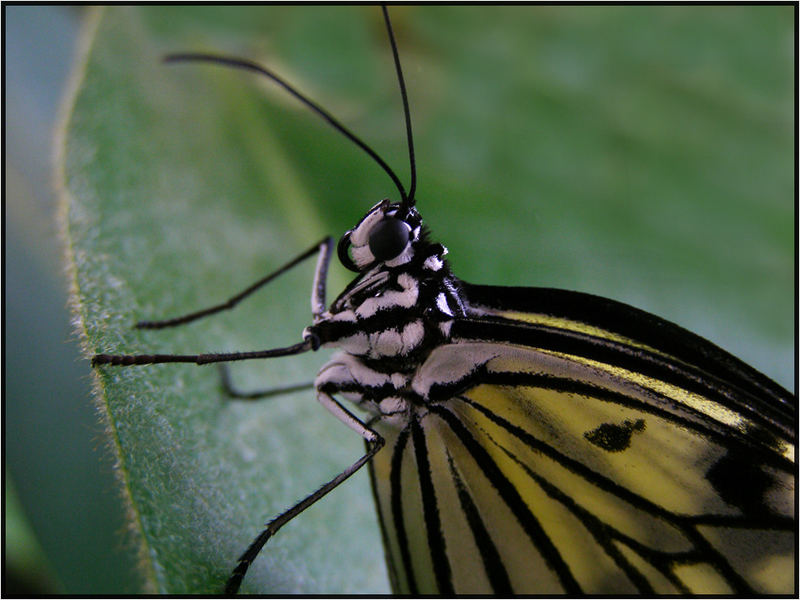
[164,48,409,205]
[381,5,417,208]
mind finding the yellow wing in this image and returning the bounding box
[367,285,795,594]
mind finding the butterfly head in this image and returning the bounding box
[338,199,423,272]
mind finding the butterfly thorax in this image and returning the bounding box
[306,199,466,420]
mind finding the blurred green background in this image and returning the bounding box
[8,5,794,594]
[6,6,140,594]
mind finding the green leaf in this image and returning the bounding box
[59,6,793,594]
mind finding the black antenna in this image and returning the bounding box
[381,5,417,207]
[163,52,409,205]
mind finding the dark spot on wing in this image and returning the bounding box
[584,419,646,452]
[706,446,775,516]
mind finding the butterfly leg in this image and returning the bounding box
[93,237,335,366]
[92,339,315,366]
[211,231,335,398]
[225,385,384,594]
[217,363,313,401]
[136,236,334,329]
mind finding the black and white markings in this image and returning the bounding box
[309,198,471,423]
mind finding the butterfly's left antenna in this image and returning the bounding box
[164,47,410,205]
[381,5,416,208]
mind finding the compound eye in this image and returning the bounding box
[337,232,359,272]
[368,218,410,262]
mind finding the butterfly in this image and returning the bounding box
[86,6,795,595]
